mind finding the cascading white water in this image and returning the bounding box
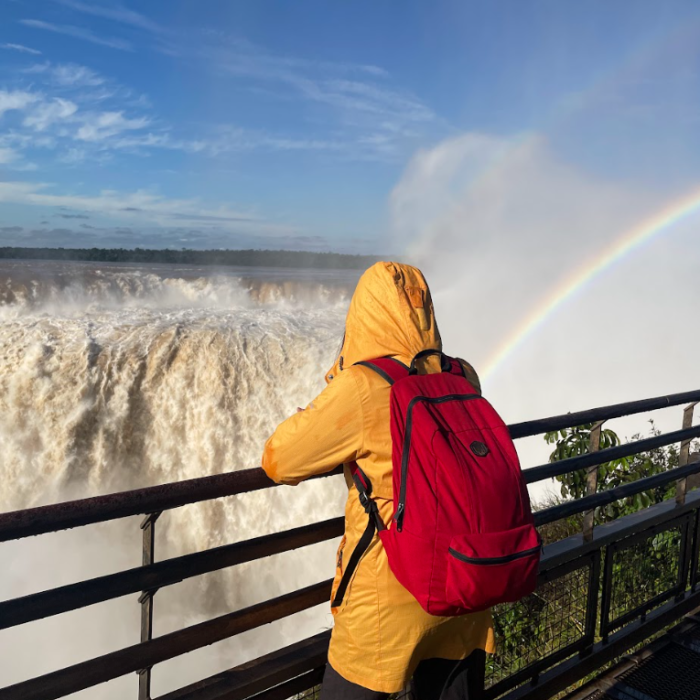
[0,260,358,697]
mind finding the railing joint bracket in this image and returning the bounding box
[138,588,159,604]
[141,512,162,530]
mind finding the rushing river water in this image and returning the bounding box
[0,259,360,697]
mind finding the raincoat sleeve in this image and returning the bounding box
[261,369,364,486]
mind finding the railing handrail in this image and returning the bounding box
[534,457,700,526]
[2,388,698,543]
[508,389,700,439]
[1,388,699,700]
[2,454,697,638]
[524,424,700,484]
[0,580,333,700]
[0,466,343,542]
[0,517,345,631]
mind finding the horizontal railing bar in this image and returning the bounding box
[534,458,700,526]
[605,586,681,635]
[1,389,697,543]
[539,489,700,573]
[509,389,700,439]
[0,518,344,631]
[247,668,326,700]
[155,631,330,700]
[0,466,344,543]
[0,580,332,700]
[524,424,700,484]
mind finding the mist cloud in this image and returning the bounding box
[392,132,700,490]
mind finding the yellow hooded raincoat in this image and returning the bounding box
[262,262,495,693]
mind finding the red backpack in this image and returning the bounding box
[331,350,540,617]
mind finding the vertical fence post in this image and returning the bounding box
[583,421,605,542]
[691,511,700,593]
[676,403,697,506]
[581,550,602,656]
[138,511,161,700]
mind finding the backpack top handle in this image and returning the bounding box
[409,349,452,375]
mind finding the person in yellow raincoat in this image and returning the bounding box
[262,262,495,699]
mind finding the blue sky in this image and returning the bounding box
[0,0,699,253]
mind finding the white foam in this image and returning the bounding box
[0,262,351,695]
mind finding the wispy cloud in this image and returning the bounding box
[0,142,37,171]
[20,19,133,51]
[320,79,433,123]
[2,21,429,166]
[201,35,389,81]
[1,43,42,56]
[0,147,20,164]
[55,0,164,34]
[24,61,148,110]
[198,36,432,144]
[23,98,78,131]
[26,62,105,88]
[0,81,153,151]
[0,181,265,229]
[108,132,204,152]
[76,111,151,141]
[0,90,39,117]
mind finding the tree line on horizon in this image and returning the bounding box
[0,246,382,270]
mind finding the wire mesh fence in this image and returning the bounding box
[281,518,694,700]
[604,522,684,634]
[486,562,592,691]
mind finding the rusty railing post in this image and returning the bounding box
[583,421,605,542]
[676,403,697,505]
[138,511,161,700]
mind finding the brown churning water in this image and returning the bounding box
[0,259,358,696]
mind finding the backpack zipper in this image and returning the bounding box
[395,392,480,532]
[448,543,542,566]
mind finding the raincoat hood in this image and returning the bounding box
[326,261,441,382]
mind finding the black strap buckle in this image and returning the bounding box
[358,489,371,510]
[352,467,371,499]
[352,467,385,531]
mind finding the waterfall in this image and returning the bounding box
[0,260,357,697]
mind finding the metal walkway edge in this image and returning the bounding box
[564,610,700,700]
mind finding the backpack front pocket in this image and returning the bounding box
[445,524,541,612]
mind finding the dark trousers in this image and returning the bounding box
[319,650,485,700]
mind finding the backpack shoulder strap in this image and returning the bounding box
[331,463,385,608]
[354,356,409,386]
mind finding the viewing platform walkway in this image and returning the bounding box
[564,612,700,700]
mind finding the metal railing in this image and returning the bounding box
[1,389,699,700]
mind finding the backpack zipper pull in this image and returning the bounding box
[394,503,405,532]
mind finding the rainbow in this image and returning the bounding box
[481,187,700,381]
